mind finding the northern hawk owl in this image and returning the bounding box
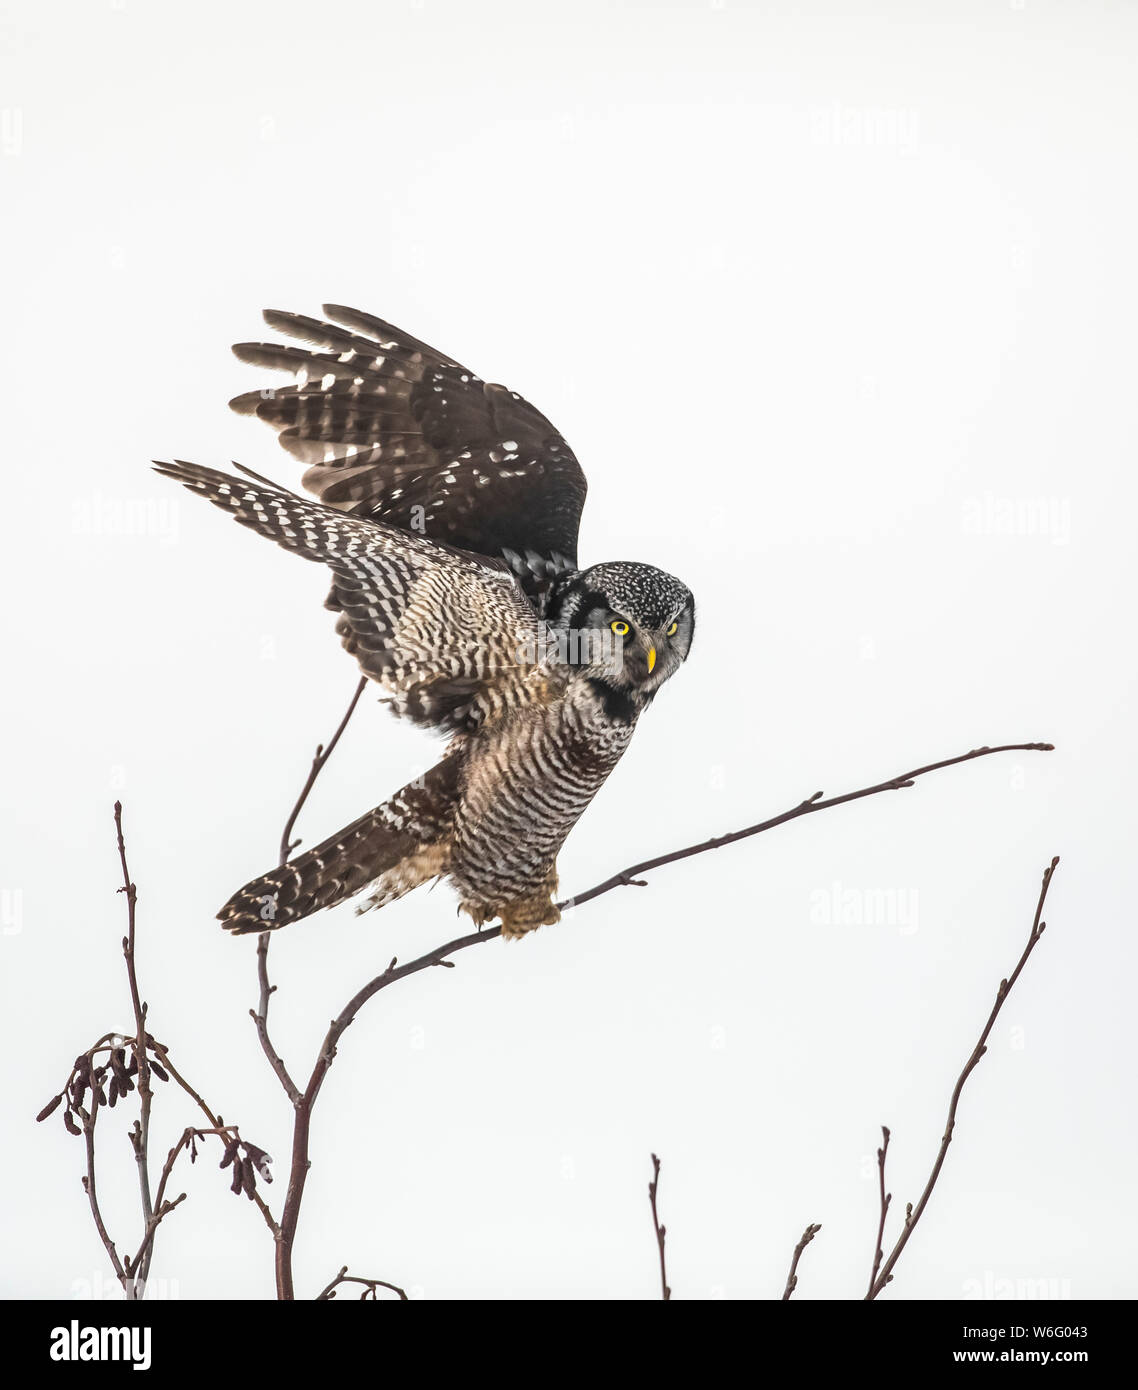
[156,305,695,937]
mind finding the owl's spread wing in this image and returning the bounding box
[153,460,551,734]
[228,305,587,599]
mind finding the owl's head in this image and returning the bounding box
[547,561,695,700]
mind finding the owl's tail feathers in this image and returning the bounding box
[218,756,461,935]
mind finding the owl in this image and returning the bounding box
[156,305,695,938]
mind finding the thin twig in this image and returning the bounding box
[127,1194,188,1281]
[274,934,497,1298]
[253,937,301,1106]
[79,1101,126,1285]
[315,1265,409,1301]
[561,744,1053,912]
[254,677,367,1108]
[648,1153,671,1300]
[865,857,1060,1300]
[278,676,369,866]
[115,802,154,1296]
[782,1223,822,1300]
[144,1042,278,1237]
[127,1126,249,1276]
[143,1043,218,1127]
[64,809,282,1295]
[867,1126,891,1297]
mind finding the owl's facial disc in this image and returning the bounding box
[551,562,695,694]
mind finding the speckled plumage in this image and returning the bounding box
[157,306,695,937]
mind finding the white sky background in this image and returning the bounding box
[2,0,1135,1300]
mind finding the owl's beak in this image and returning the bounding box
[646,646,657,674]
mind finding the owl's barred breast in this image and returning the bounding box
[447,680,636,936]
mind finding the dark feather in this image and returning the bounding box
[229,304,587,597]
[219,755,462,933]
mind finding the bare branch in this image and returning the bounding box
[561,744,1053,912]
[782,1222,822,1300]
[865,857,1060,1300]
[79,1100,125,1285]
[51,809,283,1297]
[270,738,1052,1299]
[53,723,1056,1304]
[867,1125,891,1297]
[253,936,301,1107]
[274,934,496,1298]
[279,677,369,866]
[315,1265,409,1301]
[128,1125,267,1276]
[648,1153,671,1300]
[144,1042,279,1238]
[127,1193,188,1281]
[114,802,155,1296]
[254,678,368,1106]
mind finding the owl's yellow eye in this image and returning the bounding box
[610,620,630,637]
[666,621,678,637]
